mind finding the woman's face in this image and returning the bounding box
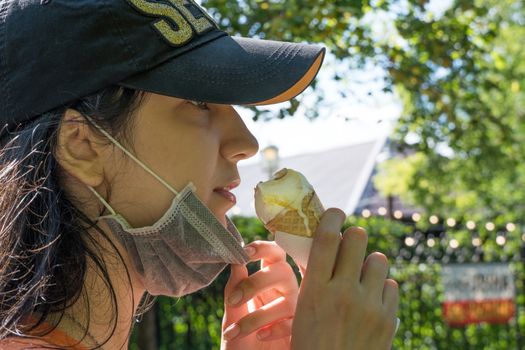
[102,93,259,228]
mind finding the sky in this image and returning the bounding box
[236,55,402,167]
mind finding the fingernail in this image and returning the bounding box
[257,328,272,340]
[227,289,243,305]
[223,323,240,341]
[244,246,256,257]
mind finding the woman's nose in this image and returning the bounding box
[220,107,259,163]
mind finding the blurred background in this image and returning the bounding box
[130,0,525,348]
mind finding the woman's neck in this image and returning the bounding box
[50,223,146,349]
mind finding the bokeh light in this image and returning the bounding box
[466,220,476,230]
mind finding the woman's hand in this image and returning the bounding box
[291,208,399,350]
[221,241,298,350]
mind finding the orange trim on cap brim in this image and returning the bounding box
[248,50,325,106]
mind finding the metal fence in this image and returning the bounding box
[130,215,525,350]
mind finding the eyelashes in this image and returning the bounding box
[188,100,210,110]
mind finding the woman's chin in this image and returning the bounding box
[209,207,228,228]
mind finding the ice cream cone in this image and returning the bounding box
[265,190,324,238]
[254,168,327,270]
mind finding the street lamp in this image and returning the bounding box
[261,145,280,179]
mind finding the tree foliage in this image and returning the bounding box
[203,0,525,219]
[378,0,525,221]
[131,215,525,349]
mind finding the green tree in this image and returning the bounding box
[203,0,525,219]
[375,0,525,221]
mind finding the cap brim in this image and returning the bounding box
[119,35,325,106]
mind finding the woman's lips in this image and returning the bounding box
[214,188,237,205]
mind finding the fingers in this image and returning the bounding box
[332,227,391,302]
[257,319,293,341]
[223,264,249,326]
[332,226,368,281]
[383,280,400,343]
[226,262,298,307]
[224,264,249,295]
[383,279,399,314]
[244,240,286,267]
[306,208,345,282]
[291,219,400,350]
[360,252,390,300]
[223,296,294,342]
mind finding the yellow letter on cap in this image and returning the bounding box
[126,0,193,46]
[167,0,217,34]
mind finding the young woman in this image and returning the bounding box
[0,1,399,349]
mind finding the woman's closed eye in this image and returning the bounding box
[188,100,210,111]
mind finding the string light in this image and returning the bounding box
[412,213,421,222]
[466,221,476,230]
[356,209,523,245]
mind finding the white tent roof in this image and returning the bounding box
[228,138,386,218]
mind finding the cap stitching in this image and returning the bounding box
[186,43,288,74]
[0,1,12,122]
[181,45,297,84]
[104,0,140,69]
[139,43,296,85]
[172,45,300,84]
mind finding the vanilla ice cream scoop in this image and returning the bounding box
[254,168,325,269]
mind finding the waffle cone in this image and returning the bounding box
[265,191,325,238]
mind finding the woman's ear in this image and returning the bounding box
[55,109,107,187]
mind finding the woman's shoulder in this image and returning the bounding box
[0,314,90,350]
[0,330,89,350]
[0,337,87,350]
[0,337,53,349]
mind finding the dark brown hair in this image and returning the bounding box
[0,86,148,348]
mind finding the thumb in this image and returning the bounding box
[225,264,248,294]
[222,264,249,329]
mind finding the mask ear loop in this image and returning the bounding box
[83,116,180,195]
[82,116,188,217]
[87,186,117,216]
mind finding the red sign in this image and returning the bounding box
[442,264,515,326]
[443,299,515,326]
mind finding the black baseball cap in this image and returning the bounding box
[0,0,325,126]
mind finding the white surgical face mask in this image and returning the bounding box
[86,120,249,297]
